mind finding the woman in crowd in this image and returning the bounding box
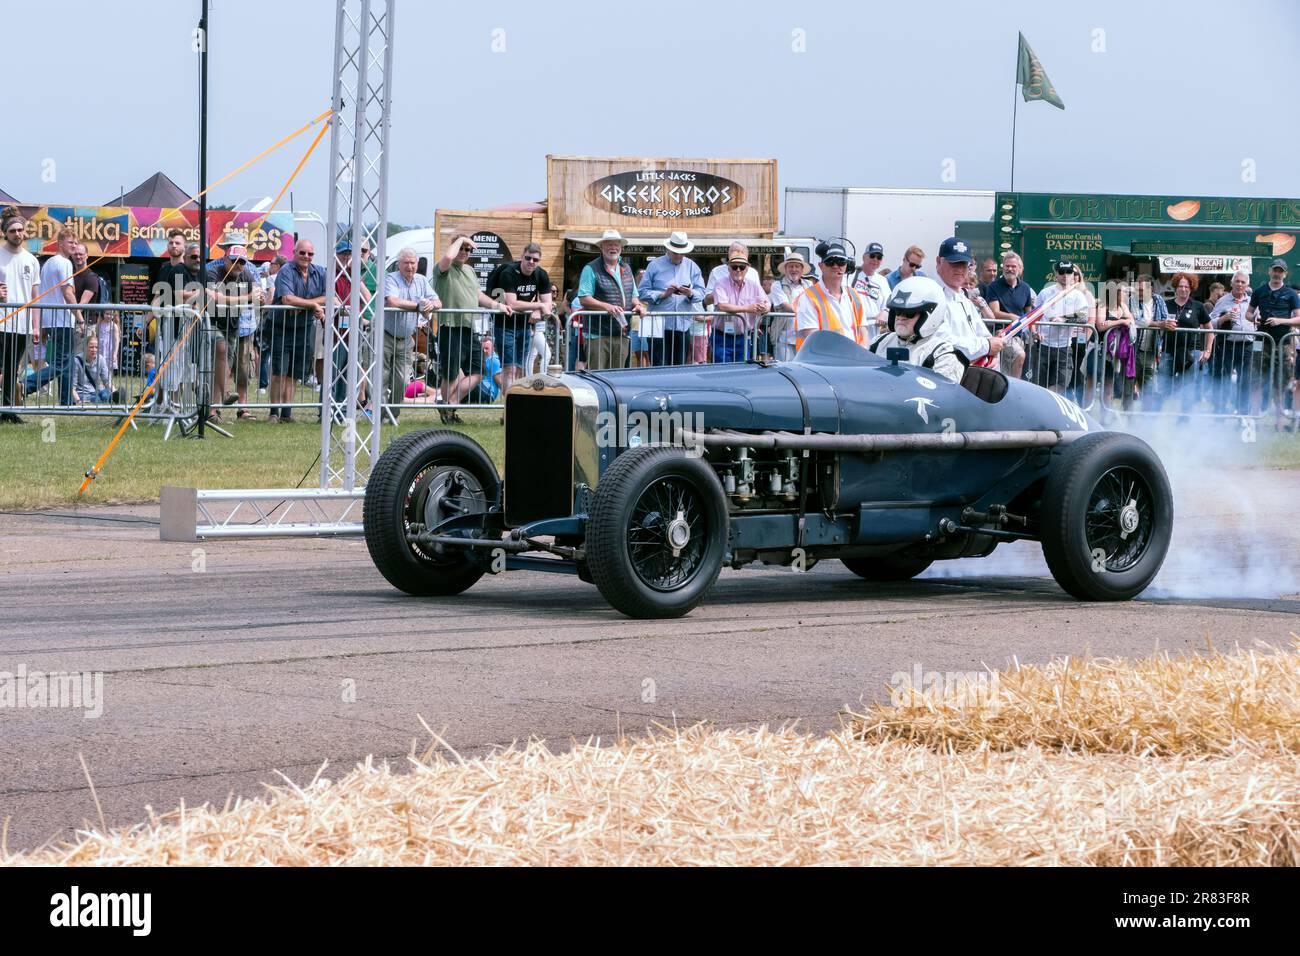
[96,308,121,373]
[962,267,996,324]
[1068,264,1096,406]
[1163,272,1212,412]
[1128,273,1169,407]
[73,336,117,404]
[1095,282,1137,411]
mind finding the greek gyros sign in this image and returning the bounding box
[585,170,746,220]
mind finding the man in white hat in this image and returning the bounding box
[577,229,646,370]
[767,250,813,361]
[637,230,703,366]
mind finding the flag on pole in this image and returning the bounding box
[1016,32,1065,110]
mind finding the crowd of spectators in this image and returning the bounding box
[4,208,1300,430]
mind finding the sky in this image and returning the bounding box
[4,0,1299,227]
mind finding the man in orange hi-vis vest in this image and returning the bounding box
[794,242,870,351]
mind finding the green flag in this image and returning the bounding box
[1017,32,1065,110]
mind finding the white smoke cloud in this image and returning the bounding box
[922,390,1299,599]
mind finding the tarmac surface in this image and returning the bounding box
[1,491,1298,852]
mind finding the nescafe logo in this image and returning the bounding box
[586,169,746,220]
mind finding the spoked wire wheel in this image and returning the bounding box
[1040,433,1172,601]
[1083,466,1154,573]
[626,477,707,591]
[587,447,728,619]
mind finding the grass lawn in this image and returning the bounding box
[0,409,505,510]
[2,405,1299,510]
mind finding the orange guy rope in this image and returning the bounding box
[77,115,334,494]
[1,108,332,333]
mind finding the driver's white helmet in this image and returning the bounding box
[885,276,948,338]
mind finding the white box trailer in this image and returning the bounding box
[783,187,995,272]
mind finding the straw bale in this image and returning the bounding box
[5,644,1298,866]
[852,640,1300,756]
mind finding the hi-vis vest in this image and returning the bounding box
[797,282,866,348]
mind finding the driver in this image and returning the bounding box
[868,276,967,385]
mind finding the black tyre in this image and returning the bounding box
[841,554,934,581]
[1040,432,1171,601]
[364,429,499,596]
[587,446,728,619]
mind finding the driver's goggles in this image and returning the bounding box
[891,308,924,319]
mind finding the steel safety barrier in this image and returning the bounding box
[0,302,211,434]
[564,310,798,370]
[1093,322,1274,420]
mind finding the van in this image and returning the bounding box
[384,228,439,280]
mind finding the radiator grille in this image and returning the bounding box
[504,393,574,526]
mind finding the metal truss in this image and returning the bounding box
[320,0,394,491]
[160,488,365,540]
[167,0,393,542]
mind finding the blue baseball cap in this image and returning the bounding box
[866,242,884,256]
[336,240,352,254]
[937,237,973,264]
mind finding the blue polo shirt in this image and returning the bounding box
[886,266,929,288]
[985,276,1035,339]
[273,261,328,323]
[1250,282,1300,342]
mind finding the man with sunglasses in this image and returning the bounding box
[0,212,39,422]
[1030,260,1091,394]
[852,241,890,340]
[495,242,553,391]
[270,239,327,423]
[795,242,871,349]
[886,245,929,289]
[711,250,768,363]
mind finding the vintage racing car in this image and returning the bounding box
[363,331,1172,618]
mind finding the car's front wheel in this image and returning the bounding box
[1039,433,1172,601]
[364,429,499,596]
[586,447,728,619]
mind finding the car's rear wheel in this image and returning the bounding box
[364,429,499,596]
[586,447,728,619]
[1039,432,1171,601]
[841,555,933,581]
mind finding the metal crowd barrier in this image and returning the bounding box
[565,310,797,370]
[0,302,210,430]
[1269,329,1298,421]
[1094,323,1273,420]
[987,318,1099,411]
[369,307,567,416]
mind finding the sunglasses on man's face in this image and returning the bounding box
[824,259,847,268]
[523,256,541,263]
[867,253,883,260]
[729,263,748,271]
[905,261,921,269]
[299,251,315,257]
[893,309,922,320]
